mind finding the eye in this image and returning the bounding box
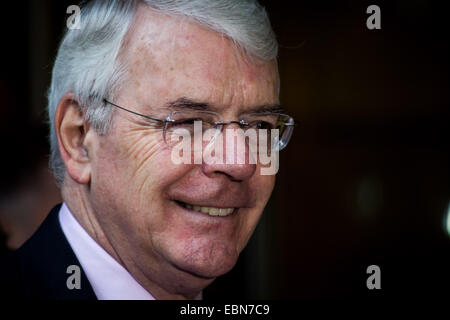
[254,121,274,130]
[172,118,202,126]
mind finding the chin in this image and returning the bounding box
[170,240,240,279]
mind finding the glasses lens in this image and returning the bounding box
[242,113,295,151]
[277,114,295,151]
[164,110,221,149]
[164,111,295,154]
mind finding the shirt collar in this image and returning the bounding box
[58,202,156,300]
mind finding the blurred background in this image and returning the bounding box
[1,0,449,298]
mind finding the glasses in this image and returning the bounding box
[103,99,295,152]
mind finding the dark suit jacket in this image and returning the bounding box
[0,204,97,300]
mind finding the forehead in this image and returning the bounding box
[120,5,279,113]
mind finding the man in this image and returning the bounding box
[1,0,294,300]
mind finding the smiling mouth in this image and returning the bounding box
[175,200,236,217]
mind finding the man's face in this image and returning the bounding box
[88,8,279,287]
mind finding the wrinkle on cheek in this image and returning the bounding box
[122,131,167,178]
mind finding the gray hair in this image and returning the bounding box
[47,0,278,185]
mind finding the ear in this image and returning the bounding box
[54,93,92,184]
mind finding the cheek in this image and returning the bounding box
[89,127,197,251]
[97,127,187,194]
[91,127,192,219]
[239,175,275,243]
[251,174,276,207]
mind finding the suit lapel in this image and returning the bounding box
[3,204,97,300]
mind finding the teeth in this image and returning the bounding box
[200,207,209,214]
[180,202,234,217]
[209,208,220,216]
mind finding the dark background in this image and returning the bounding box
[1,0,449,298]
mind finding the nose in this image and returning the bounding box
[201,125,256,181]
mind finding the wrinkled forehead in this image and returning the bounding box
[118,5,279,114]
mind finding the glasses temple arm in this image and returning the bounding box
[103,99,164,123]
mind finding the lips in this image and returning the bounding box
[175,200,236,217]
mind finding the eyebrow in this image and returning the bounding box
[163,97,285,114]
[246,104,285,114]
[163,97,211,111]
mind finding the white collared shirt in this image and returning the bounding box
[58,203,155,300]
